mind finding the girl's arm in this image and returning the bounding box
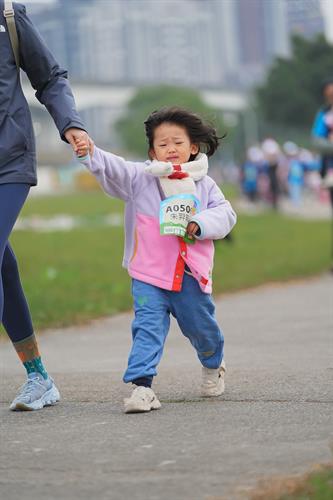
[190,180,237,240]
[78,144,145,201]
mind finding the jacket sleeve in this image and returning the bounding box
[311,110,333,154]
[78,147,146,202]
[15,3,86,140]
[190,179,237,240]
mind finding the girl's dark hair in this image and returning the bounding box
[144,106,224,159]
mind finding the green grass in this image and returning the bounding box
[2,191,331,331]
[279,467,333,499]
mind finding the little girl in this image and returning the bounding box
[77,107,236,413]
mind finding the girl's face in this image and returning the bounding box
[150,122,199,164]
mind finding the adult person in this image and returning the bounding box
[312,78,333,271]
[0,1,89,410]
[312,77,333,205]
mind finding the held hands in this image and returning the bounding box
[64,128,89,153]
[68,131,201,239]
[75,137,95,158]
[64,128,94,157]
[186,222,200,240]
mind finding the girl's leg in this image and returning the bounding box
[169,273,224,369]
[123,279,171,384]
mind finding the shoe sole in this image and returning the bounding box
[10,386,60,411]
[124,399,161,414]
[201,381,225,398]
[201,388,225,397]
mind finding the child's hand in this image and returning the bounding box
[88,137,95,155]
[186,222,200,240]
[75,137,95,157]
[75,139,89,158]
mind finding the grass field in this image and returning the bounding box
[2,190,331,332]
[280,467,333,499]
[251,465,333,500]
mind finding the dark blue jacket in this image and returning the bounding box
[0,2,85,185]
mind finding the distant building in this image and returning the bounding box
[286,0,325,39]
[25,0,327,91]
[31,0,225,87]
[320,0,333,44]
[212,0,290,88]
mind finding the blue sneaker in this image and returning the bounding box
[10,372,60,411]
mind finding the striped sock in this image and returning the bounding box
[13,333,48,380]
[23,357,48,379]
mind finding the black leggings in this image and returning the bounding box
[0,183,34,342]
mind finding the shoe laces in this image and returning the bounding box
[133,386,151,400]
[17,376,44,396]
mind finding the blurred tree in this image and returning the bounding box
[116,85,225,157]
[256,35,333,128]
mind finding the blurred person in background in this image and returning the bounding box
[312,77,333,205]
[312,77,333,271]
[261,138,281,210]
[0,1,89,411]
[283,141,304,207]
[241,146,262,203]
[299,148,321,199]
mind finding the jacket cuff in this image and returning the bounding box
[190,217,205,240]
[61,123,87,142]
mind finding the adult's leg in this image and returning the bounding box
[0,184,60,410]
[0,183,30,320]
[0,184,49,381]
[2,243,34,341]
[123,279,171,384]
[2,244,48,378]
[169,273,224,369]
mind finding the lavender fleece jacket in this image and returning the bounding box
[80,147,237,293]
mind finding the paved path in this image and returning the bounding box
[1,275,332,500]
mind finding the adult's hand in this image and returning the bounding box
[64,128,89,153]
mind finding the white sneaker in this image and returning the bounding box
[124,386,161,414]
[201,360,226,397]
[10,372,60,411]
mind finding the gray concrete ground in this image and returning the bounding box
[0,275,332,500]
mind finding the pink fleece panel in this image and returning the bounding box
[186,239,214,293]
[128,213,182,290]
[128,213,214,293]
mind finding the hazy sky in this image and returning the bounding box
[23,0,56,4]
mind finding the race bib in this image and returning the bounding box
[160,194,200,237]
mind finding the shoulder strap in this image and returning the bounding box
[3,0,20,69]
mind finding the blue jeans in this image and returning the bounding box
[0,183,34,342]
[123,274,224,383]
